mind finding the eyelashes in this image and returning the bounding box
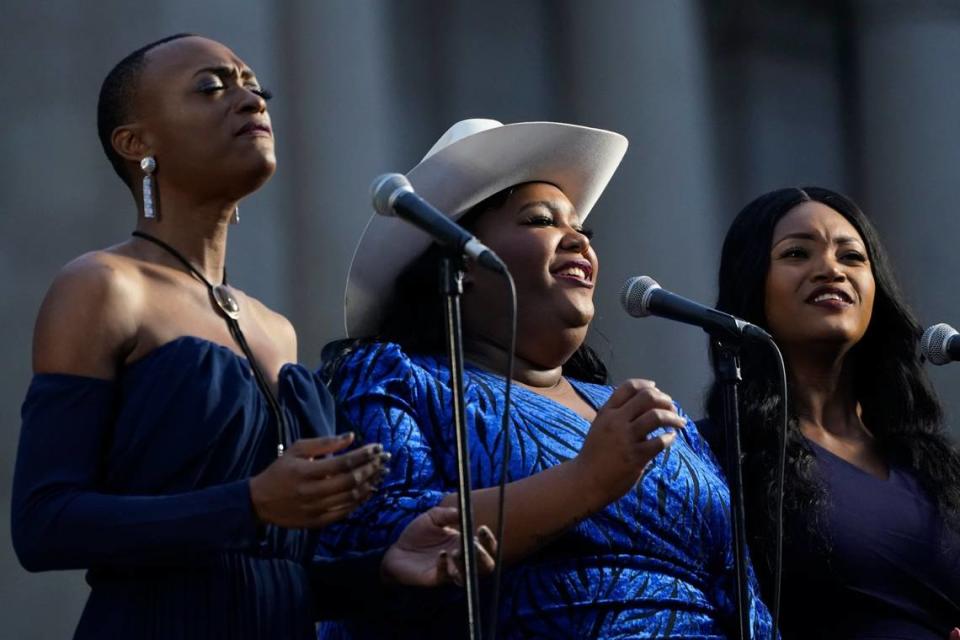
[523,214,594,238]
[777,247,867,262]
[251,87,273,101]
[199,85,274,101]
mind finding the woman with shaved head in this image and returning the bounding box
[11,35,493,639]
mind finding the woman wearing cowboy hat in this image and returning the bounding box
[316,119,774,638]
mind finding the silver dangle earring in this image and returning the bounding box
[231,205,239,224]
[140,156,157,219]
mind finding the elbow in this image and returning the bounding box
[11,506,63,572]
[12,525,52,572]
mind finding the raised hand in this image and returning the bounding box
[949,628,959,640]
[249,433,388,529]
[573,378,687,502]
[381,506,497,587]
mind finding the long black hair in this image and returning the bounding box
[323,185,608,385]
[706,186,960,588]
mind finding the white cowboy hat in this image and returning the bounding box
[344,118,629,337]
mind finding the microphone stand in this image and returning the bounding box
[440,253,482,640]
[713,338,751,640]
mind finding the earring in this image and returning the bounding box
[140,156,157,219]
[231,205,239,224]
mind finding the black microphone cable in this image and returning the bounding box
[485,268,517,640]
[764,337,788,638]
[727,332,787,640]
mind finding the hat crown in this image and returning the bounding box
[421,118,503,162]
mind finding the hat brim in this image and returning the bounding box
[345,121,628,337]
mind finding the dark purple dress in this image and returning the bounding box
[780,439,960,638]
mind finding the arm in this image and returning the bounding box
[15,254,264,568]
[440,379,687,564]
[318,345,685,567]
[14,256,385,571]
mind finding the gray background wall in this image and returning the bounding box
[2,1,958,636]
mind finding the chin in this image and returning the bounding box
[791,328,864,351]
[239,156,277,192]
[560,306,594,329]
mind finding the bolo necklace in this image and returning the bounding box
[132,230,288,457]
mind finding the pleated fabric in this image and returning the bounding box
[13,336,335,640]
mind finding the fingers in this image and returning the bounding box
[300,458,388,498]
[436,550,464,587]
[475,526,497,574]
[305,444,389,479]
[289,433,354,458]
[639,431,677,458]
[305,475,382,512]
[604,378,657,410]
[477,525,498,558]
[426,506,461,529]
[629,407,687,439]
[615,384,678,423]
[445,550,464,587]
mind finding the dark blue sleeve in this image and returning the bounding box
[11,374,259,572]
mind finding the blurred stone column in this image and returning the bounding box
[274,0,395,364]
[556,0,721,410]
[853,0,960,428]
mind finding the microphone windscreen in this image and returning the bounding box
[370,173,411,217]
[621,275,661,318]
[921,323,958,366]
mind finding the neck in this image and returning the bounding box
[785,342,864,440]
[134,186,237,283]
[464,334,566,388]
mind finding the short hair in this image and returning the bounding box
[96,33,195,187]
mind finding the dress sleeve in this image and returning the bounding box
[316,342,449,556]
[11,374,259,572]
[311,342,460,621]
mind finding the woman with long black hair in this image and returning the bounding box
[707,186,960,638]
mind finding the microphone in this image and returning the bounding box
[621,275,772,343]
[921,323,960,365]
[371,173,506,273]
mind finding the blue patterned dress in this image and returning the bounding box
[316,341,773,639]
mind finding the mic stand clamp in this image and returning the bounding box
[440,253,482,640]
[713,338,751,640]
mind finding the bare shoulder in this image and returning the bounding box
[33,250,144,379]
[238,290,297,363]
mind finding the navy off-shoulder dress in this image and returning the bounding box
[316,341,773,639]
[11,336,337,639]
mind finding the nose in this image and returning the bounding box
[560,227,591,256]
[812,252,846,282]
[238,87,267,114]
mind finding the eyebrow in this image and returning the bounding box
[772,232,863,246]
[193,65,256,81]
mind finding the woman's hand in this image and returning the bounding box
[948,628,959,640]
[249,434,388,528]
[573,379,686,504]
[381,506,497,587]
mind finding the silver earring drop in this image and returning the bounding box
[140,156,157,219]
[231,205,239,224]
